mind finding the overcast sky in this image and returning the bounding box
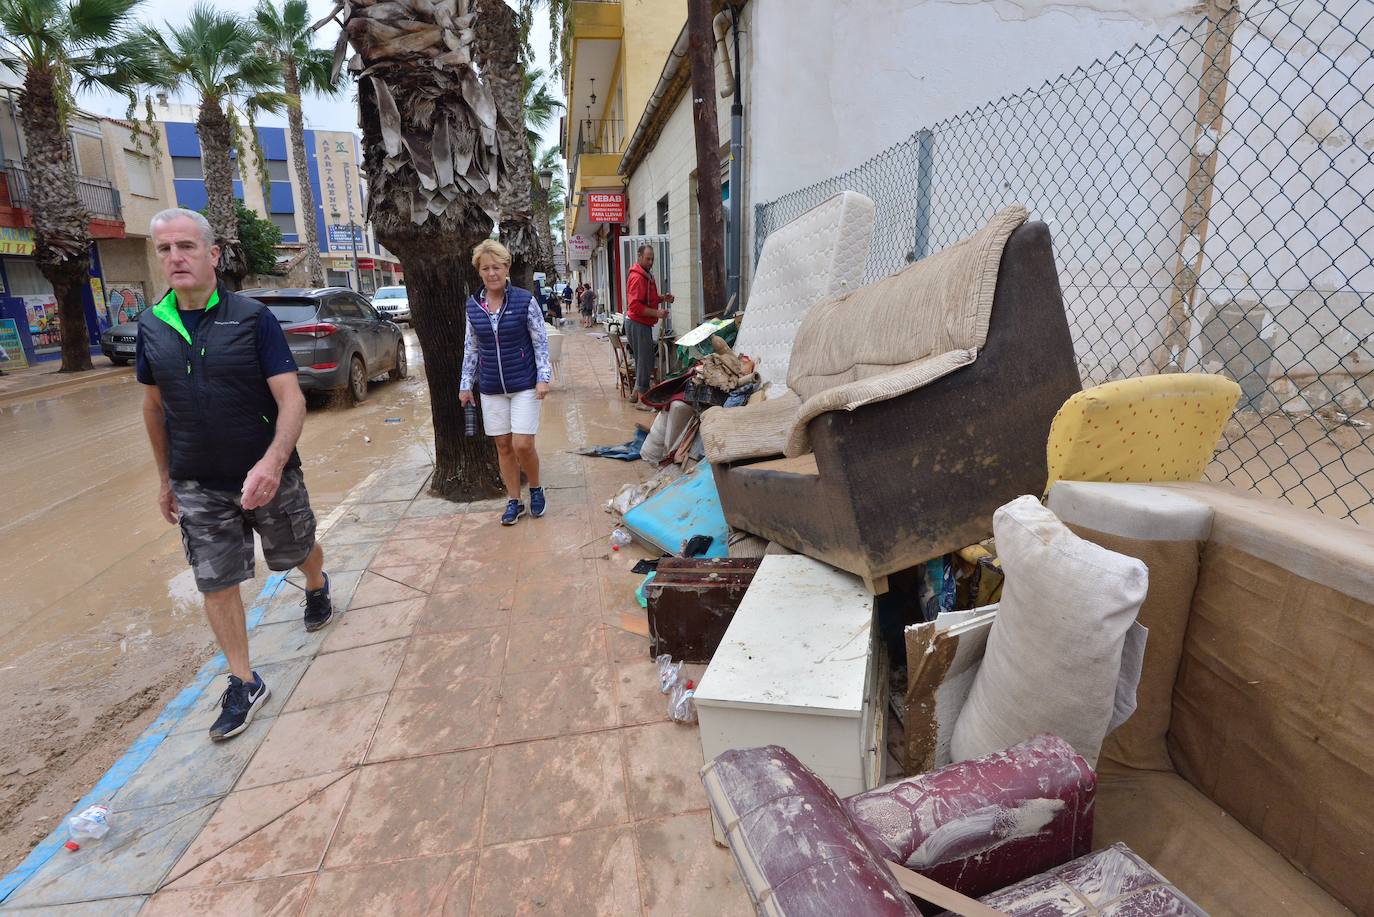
[77,0,564,170]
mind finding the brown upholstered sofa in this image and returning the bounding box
[701,207,1081,592]
[1047,480,1374,916]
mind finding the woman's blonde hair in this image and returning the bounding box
[471,238,513,270]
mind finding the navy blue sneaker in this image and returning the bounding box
[303,572,332,632]
[501,499,525,526]
[530,487,547,518]
[209,672,269,741]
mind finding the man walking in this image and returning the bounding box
[625,244,673,410]
[138,208,332,741]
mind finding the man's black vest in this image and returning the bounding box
[138,286,300,483]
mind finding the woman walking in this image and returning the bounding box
[459,240,553,525]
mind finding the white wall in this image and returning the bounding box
[746,0,1199,207]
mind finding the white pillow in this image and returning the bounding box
[950,496,1148,768]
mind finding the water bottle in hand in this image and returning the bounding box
[463,403,478,437]
[64,804,111,851]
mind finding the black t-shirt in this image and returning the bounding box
[137,305,298,492]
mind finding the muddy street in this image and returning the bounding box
[0,331,431,872]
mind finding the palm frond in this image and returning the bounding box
[296,46,344,96]
[67,0,140,42]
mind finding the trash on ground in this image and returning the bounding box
[384,417,402,423]
[681,534,714,557]
[634,571,655,608]
[571,427,648,461]
[670,678,698,724]
[63,804,111,852]
[656,654,683,694]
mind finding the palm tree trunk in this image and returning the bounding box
[18,69,93,372]
[354,67,503,500]
[197,98,247,287]
[531,172,554,277]
[474,0,537,291]
[688,0,727,314]
[284,61,325,286]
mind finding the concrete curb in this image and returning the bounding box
[0,366,133,405]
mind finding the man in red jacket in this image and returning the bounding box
[625,243,674,410]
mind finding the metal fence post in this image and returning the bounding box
[912,130,934,262]
[1153,0,1240,373]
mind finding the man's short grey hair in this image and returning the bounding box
[150,208,215,247]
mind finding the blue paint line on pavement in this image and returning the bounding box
[0,572,288,904]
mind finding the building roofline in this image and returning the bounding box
[619,0,744,179]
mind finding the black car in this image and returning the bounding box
[240,287,407,403]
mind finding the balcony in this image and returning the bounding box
[570,118,625,197]
[3,161,123,222]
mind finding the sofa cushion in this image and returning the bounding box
[786,204,1027,404]
[979,842,1207,916]
[701,390,802,464]
[1095,762,1353,916]
[1047,481,1215,772]
[1044,373,1241,494]
[736,190,876,390]
[845,733,1094,901]
[951,496,1147,768]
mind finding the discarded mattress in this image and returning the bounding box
[622,461,728,558]
[734,190,875,389]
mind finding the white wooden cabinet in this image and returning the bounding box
[694,554,885,830]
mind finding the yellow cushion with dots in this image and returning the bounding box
[1045,374,1241,494]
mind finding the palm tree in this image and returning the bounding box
[472,0,537,291]
[255,0,343,287]
[145,4,285,287]
[0,0,162,371]
[532,144,563,280]
[325,0,507,498]
[523,70,562,278]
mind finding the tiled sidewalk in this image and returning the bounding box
[1,331,751,916]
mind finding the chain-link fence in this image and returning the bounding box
[753,0,1374,523]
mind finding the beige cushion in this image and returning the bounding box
[1048,482,1215,772]
[950,495,1148,768]
[784,349,976,457]
[787,204,1027,403]
[700,391,802,465]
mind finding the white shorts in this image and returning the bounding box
[483,388,542,436]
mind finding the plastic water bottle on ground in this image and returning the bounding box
[64,804,111,851]
[610,528,631,550]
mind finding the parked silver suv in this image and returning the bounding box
[371,285,410,323]
[240,287,407,404]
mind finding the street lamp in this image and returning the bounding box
[538,169,553,192]
[330,209,361,292]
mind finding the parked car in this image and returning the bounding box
[100,316,141,365]
[240,287,407,404]
[371,285,410,323]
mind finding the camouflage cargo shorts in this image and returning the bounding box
[173,467,317,594]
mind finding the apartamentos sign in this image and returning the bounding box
[587,192,626,224]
